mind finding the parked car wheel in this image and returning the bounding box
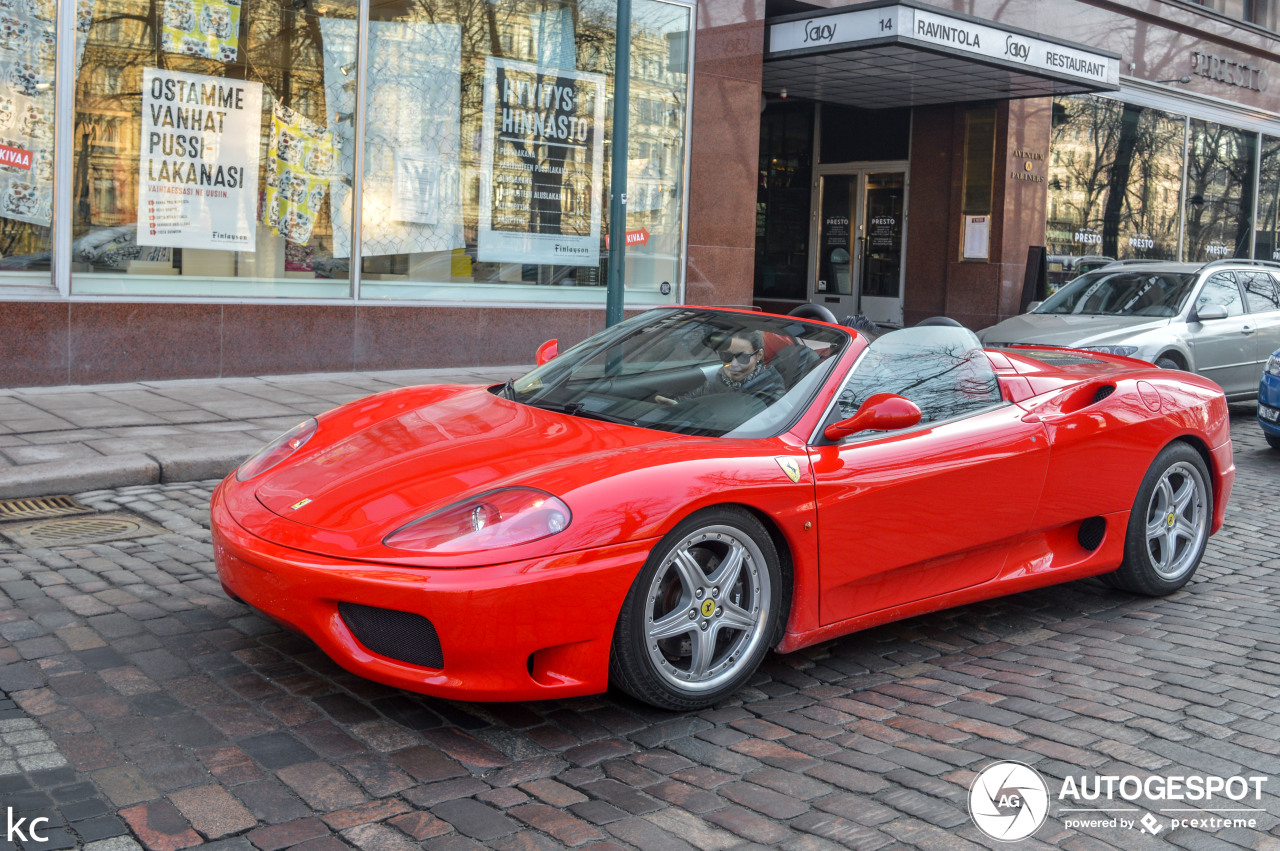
[1266,433,1280,451]
[1155,356,1182,370]
[1107,442,1210,596]
[610,507,784,710]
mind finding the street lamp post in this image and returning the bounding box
[605,0,631,327]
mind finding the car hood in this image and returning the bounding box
[254,386,672,536]
[980,312,1171,348]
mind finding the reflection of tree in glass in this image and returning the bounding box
[1047,96,1185,261]
[838,340,1000,424]
[1184,120,1256,261]
[1256,137,1280,262]
[1102,104,1185,259]
[1048,96,1120,251]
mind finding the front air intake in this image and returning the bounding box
[338,602,444,669]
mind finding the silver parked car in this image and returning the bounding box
[977,259,1280,401]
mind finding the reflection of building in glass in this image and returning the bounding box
[1047,96,1186,264]
[51,0,699,288]
[1184,120,1256,261]
[72,0,343,274]
[1257,136,1280,262]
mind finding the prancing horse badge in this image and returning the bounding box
[775,457,802,483]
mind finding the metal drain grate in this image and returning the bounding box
[0,495,93,522]
[0,512,169,548]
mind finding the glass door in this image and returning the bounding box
[811,174,859,318]
[859,171,906,327]
[808,164,907,326]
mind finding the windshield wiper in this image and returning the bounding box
[528,401,637,427]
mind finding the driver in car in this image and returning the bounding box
[657,330,786,407]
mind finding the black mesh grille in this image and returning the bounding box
[1078,517,1106,551]
[1093,385,1115,404]
[338,603,443,669]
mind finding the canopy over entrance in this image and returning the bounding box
[764,0,1122,109]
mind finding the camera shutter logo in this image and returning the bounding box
[969,761,1050,841]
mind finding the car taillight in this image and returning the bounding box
[236,418,318,481]
[384,488,571,555]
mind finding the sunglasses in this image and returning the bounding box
[719,349,759,365]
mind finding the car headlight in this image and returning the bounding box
[1268,352,1280,377]
[1078,345,1139,357]
[236,418,318,481]
[384,488,571,555]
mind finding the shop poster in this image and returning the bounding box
[0,0,97,227]
[263,103,335,246]
[478,58,604,266]
[161,0,241,63]
[137,67,262,250]
[319,19,462,259]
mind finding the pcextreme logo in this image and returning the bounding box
[968,762,1270,841]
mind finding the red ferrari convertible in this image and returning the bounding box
[213,307,1234,710]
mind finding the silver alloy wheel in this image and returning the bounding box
[643,524,771,694]
[1143,459,1209,581]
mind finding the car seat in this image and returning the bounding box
[769,342,821,389]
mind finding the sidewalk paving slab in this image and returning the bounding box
[0,367,523,499]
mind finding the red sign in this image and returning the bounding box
[0,144,32,171]
[605,228,650,249]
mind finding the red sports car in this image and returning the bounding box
[212,307,1234,710]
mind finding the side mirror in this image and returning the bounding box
[1192,304,1228,322]
[535,339,560,366]
[824,393,922,441]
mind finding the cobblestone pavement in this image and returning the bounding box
[0,408,1277,851]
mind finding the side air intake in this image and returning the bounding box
[1078,517,1106,551]
[338,602,444,669]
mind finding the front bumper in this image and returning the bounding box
[212,481,651,701]
[1259,372,1280,438]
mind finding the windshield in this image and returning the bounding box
[1035,270,1197,317]
[503,308,850,438]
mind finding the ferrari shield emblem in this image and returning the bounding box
[775,457,802,483]
[700,599,716,618]
[291,498,312,511]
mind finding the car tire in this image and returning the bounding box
[1155,356,1181,370]
[610,507,784,710]
[1266,433,1280,451]
[1107,442,1210,596]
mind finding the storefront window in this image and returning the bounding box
[0,0,66,285]
[69,0,358,296]
[356,0,690,306]
[1185,119,1256,261]
[57,0,690,301]
[1255,134,1280,261]
[1046,96,1185,266]
[754,101,813,303]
